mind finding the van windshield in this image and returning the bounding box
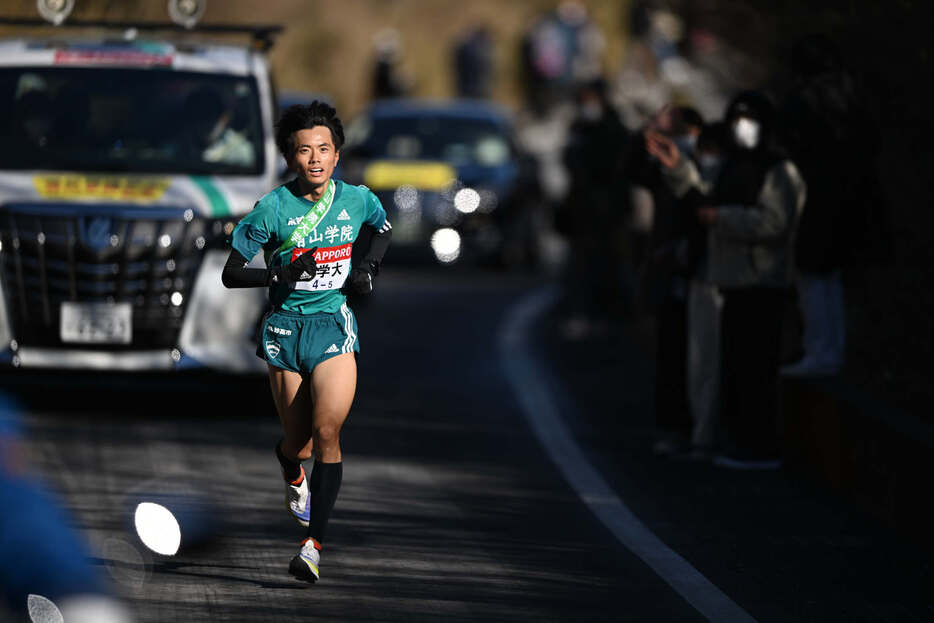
[0,68,265,175]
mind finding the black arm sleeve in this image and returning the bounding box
[359,224,392,275]
[222,248,273,288]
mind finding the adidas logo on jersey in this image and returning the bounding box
[299,271,313,280]
[337,209,350,221]
[325,344,339,354]
[287,217,301,226]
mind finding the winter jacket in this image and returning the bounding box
[662,156,806,289]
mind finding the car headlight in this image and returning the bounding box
[454,187,481,214]
[452,186,499,214]
[430,228,461,264]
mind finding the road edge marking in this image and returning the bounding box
[498,285,758,623]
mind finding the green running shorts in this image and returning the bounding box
[258,303,359,373]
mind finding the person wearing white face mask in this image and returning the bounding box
[732,116,761,150]
[646,91,807,469]
[672,107,703,155]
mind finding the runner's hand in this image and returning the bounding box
[268,248,317,284]
[346,266,373,295]
[287,248,318,281]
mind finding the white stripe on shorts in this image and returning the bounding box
[340,302,356,353]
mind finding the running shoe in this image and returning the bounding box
[288,537,321,583]
[284,465,310,527]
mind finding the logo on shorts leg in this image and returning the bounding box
[265,341,281,358]
[324,344,339,354]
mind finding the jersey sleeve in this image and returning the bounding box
[231,195,278,261]
[361,187,388,230]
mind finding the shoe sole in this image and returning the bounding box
[289,555,319,584]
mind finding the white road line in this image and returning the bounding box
[498,285,758,623]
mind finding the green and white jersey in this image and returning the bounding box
[232,179,387,314]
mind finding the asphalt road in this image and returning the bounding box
[7,268,933,622]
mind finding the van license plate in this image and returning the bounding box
[60,302,132,344]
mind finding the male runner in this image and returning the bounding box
[222,101,391,583]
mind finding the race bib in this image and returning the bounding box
[291,244,352,291]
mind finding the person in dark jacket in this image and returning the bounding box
[557,78,632,336]
[633,106,704,455]
[779,35,889,377]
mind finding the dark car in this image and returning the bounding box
[338,99,537,266]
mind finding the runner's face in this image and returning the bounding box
[290,126,339,189]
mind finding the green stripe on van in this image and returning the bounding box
[191,176,230,217]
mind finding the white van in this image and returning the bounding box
[0,22,281,373]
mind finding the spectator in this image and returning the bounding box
[371,29,409,100]
[684,121,727,459]
[779,35,890,377]
[556,78,631,337]
[634,106,704,455]
[625,104,672,279]
[518,2,604,113]
[647,91,806,468]
[453,25,493,99]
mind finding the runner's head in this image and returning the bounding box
[276,101,345,157]
[277,101,345,189]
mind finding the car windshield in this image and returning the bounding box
[0,67,265,175]
[350,114,511,167]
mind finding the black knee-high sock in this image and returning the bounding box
[307,461,342,543]
[275,439,302,483]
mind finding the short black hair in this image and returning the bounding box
[275,100,345,158]
[697,121,727,153]
[676,106,704,132]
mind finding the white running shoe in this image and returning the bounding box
[288,538,321,583]
[284,465,310,527]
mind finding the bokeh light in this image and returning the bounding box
[134,502,181,555]
[27,594,62,623]
[430,228,461,264]
[393,184,420,212]
[453,187,481,214]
